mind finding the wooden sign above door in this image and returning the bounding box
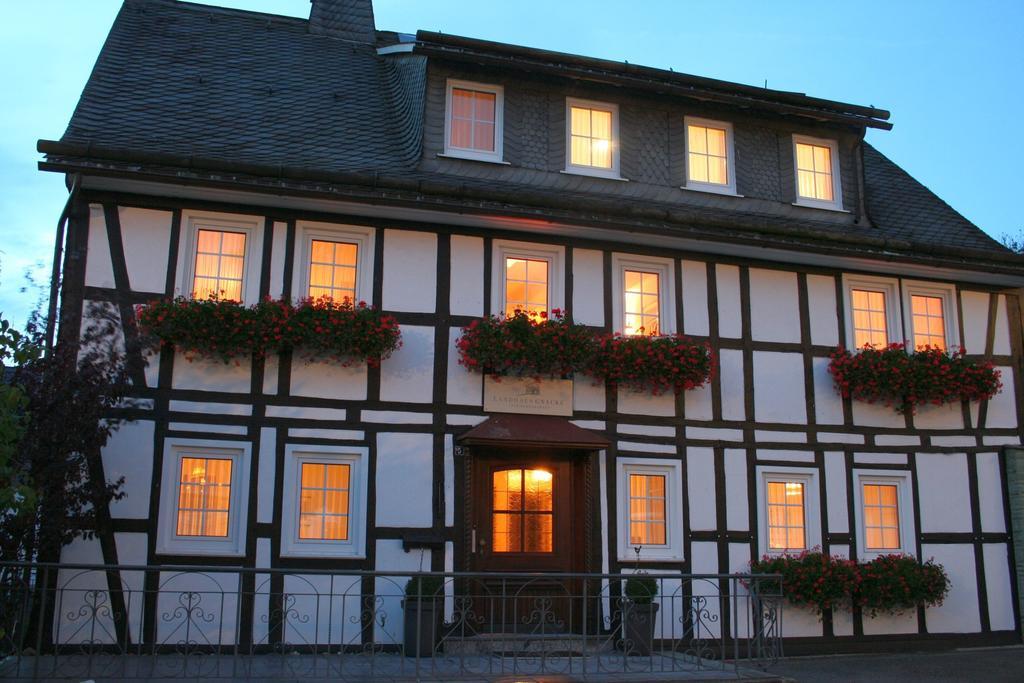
[483,376,573,417]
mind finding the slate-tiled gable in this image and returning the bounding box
[45,0,1015,267]
[863,143,1004,252]
[62,0,422,173]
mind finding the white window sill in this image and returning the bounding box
[681,184,743,198]
[792,201,850,213]
[560,168,628,181]
[280,546,366,560]
[438,152,510,165]
[617,552,684,563]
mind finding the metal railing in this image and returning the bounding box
[0,562,782,681]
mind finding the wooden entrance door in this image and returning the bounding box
[468,450,586,633]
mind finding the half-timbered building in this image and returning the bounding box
[35,0,1024,657]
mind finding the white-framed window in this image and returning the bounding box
[792,135,843,210]
[611,254,676,335]
[852,470,915,559]
[443,79,504,163]
[178,211,263,304]
[281,444,368,558]
[842,274,901,349]
[491,240,565,319]
[616,458,684,562]
[756,466,821,556]
[684,116,737,195]
[564,98,621,179]
[901,281,959,351]
[156,439,251,556]
[294,222,375,305]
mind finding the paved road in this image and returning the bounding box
[764,645,1024,682]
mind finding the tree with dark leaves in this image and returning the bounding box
[0,305,135,650]
[1000,231,1024,254]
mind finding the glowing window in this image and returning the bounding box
[308,239,358,303]
[851,288,888,348]
[298,462,350,541]
[450,86,497,153]
[176,457,232,537]
[862,483,900,550]
[492,468,553,553]
[504,257,548,320]
[628,474,666,546]
[687,124,729,186]
[911,294,946,350]
[795,141,835,203]
[623,269,660,336]
[192,229,246,301]
[570,104,614,169]
[766,481,806,551]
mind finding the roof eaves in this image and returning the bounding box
[38,140,1024,275]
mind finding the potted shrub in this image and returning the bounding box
[619,575,659,656]
[402,575,444,657]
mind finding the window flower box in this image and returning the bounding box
[588,333,715,395]
[750,550,949,617]
[137,296,402,367]
[828,344,1001,415]
[456,312,715,396]
[456,309,596,378]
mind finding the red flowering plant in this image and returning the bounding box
[135,296,258,363]
[750,550,949,616]
[588,333,715,395]
[456,309,596,378]
[828,343,1001,415]
[749,551,859,614]
[857,554,949,616]
[136,296,401,367]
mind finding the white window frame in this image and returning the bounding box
[792,134,844,211]
[178,211,264,305]
[281,444,369,559]
[611,254,677,335]
[852,470,916,560]
[156,439,251,557]
[564,97,622,180]
[901,280,960,351]
[842,274,902,349]
[442,79,505,164]
[491,240,565,318]
[294,222,375,305]
[616,457,684,562]
[756,466,821,556]
[683,116,738,196]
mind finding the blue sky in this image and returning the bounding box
[1,0,1021,327]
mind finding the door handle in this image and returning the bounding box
[471,527,477,553]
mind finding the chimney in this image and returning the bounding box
[309,0,376,44]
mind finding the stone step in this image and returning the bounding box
[443,632,615,656]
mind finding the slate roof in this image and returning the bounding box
[862,143,1005,252]
[44,0,1016,268]
[61,0,422,173]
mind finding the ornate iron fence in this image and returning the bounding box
[0,562,782,681]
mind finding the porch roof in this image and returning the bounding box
[457,414,610,450]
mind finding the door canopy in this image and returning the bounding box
[457,414,609,449]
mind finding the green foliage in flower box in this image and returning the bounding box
[750,550,950,616]
[588,333,715,395]
[136,296,402,367]
[828,344,1001,415]
[456,311,716,394]
[456,309,597,377]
